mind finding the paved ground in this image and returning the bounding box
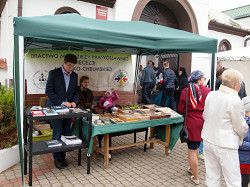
[0,132,227,187]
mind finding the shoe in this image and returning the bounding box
[190,176,199,185]
[198,154,204,160]
[188,168,193,175]
[60,158,69,167]
[54,158,65,169]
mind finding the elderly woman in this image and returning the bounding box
[178,70,210,185]
[201,69,248,187]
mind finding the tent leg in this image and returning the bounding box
[14,35,25,185]
[133,55,141,104]
[211,53,216,91]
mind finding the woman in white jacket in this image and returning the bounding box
[201,69,249,187]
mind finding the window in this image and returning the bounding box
[218,39,231,52]
[54,7,80,15]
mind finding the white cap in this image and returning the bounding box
[242,96,250,112]
[106,89,112,95]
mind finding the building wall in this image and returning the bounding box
[22,0,115,19]
[0,1,18,86]
[208,30,244,50]
[1,0,248,103]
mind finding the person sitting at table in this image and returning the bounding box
[78,75,96,113]
[99,88,119,113]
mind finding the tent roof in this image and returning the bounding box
[14,14,217,55]
[217,46,250,61]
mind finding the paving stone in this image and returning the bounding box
[1,134,230,187]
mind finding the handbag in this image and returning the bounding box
[180,87,189,143]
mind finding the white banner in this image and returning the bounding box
[25,50,133,94]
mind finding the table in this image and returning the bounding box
[23,108,92,186]
[71,116,184,169]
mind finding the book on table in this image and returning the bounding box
[61,135,82,145]
[30,110,45,117]
[44,140,62,147]
[43,109,58,116]
[52,105,70,114]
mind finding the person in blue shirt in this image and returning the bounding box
[140,60,156,104]
[161,61,177,111]
[239,96,250,187]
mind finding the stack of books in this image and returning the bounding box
[30,110,45,117]
[61,135,82,145]
[43,109,58,116]
[44,140,62,147]
[53,106,70,114]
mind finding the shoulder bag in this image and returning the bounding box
[180,87,189,143]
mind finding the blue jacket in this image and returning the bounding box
[140,65,156,86]
[162,68,177,89]
[239,128,250,165]
[46,67,79,107]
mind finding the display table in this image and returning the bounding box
[71,116,184,169]
[23,108,92,186]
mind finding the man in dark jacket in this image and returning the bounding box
[161,61,177,111]
[140,60,156,104]
[46,54,79,169]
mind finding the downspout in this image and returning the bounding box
[18,0,22,16]
[244,35,250,47]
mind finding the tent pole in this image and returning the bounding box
[211,53,216,91]
[133,54,141,104]
[13,35,24,186]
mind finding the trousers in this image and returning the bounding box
[51,118,72,159]
[203,140,241,187]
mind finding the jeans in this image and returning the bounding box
[51,118,72,159]
[142,82,153,104]
[161,88,176,111]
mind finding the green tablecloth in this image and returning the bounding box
[70,117,184,154]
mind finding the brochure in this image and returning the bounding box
[30,110,45,117]
[44,140,62,147]
[61,135,82,145]
[43,109,58,116]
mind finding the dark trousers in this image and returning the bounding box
[242,174,250,187]
[161,88,176,111]
[51,118,72,159]
[142,83,153,104]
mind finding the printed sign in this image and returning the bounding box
[25,50,133,94]
[96,6,108,20]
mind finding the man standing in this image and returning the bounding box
[140,60,156,104]
[46,54,79,169]
[161,61,177,111]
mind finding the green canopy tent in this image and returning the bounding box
[13,14,217,185]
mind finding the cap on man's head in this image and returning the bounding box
[243,96,250,112]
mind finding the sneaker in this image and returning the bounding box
[198,153,204,160]
[190,175,199,185]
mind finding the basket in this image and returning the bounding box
[32,130,53,142]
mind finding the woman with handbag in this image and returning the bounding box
[178,70,210,185]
